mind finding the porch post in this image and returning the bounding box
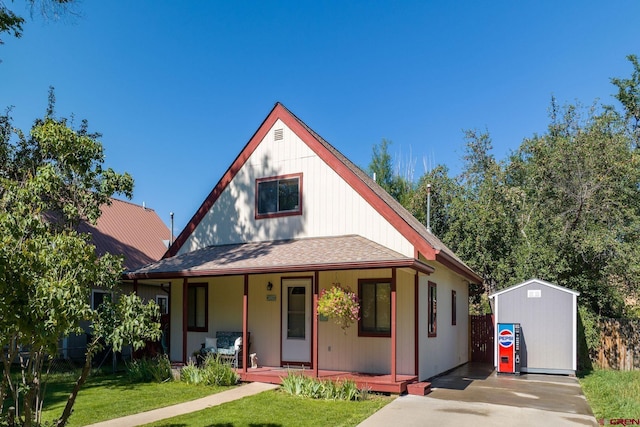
[313,271,319,378]
[133,279,138,295]
[391,268,397,382]
[242,274,249,375]
[414,272,420,377]
[182,278,188,363]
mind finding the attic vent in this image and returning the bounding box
[274,128,284,141]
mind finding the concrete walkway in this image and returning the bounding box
[84,382,279,427]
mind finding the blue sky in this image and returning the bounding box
[2,1,639,233]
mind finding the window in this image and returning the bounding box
[92,290,112,310]
[451,290,457,326]
[428,281,437,337]
[256,174,302,218]
[359,279,391,337]
[156,295,169,315]
[187,283,208,332]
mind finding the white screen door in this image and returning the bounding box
[281,278,312,364]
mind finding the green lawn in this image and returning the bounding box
[41,372,230,426]
[579,369,640,419]
[143,390,394,427]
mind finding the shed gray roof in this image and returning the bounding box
[126,235,435,279]
[489,278,580,298]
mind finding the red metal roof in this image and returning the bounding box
[79,198,170,271]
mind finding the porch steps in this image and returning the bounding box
[406,381,431,396]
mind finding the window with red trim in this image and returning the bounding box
[256,174,302,218]
[359,279,391,337]
[428,281,437,337]
[187,283,208,332]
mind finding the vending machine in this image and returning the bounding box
[497,323,521,374]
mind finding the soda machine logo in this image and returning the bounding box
[499,329,514,348]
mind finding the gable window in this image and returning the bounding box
[359,279,391,337]
[187,283,208,332]
[428,281,437,337]
[451,290,457,326]
[256,173,302,218]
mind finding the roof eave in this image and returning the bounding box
[123,258,434,281]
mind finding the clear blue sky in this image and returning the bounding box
[2,1,639,233]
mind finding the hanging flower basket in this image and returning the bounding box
[317,284,360,332]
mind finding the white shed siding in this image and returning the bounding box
[179,120,413,257]
[418,262,469,380]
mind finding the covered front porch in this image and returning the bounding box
[126,235,436,394]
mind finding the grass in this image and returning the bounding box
[40,371,232,426]
[579,369,640,419]
[143,389,393,427]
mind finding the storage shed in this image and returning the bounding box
[489,279,579,375]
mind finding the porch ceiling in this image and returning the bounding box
[124,234,434,279]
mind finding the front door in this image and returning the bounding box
[281,278,312,365]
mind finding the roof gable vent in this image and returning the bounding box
[274,128,284,141]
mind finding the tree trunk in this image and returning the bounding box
[55,347,94,427]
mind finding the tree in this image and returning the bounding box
[443,129,519,295]
[506,100,640,316]
[0,89,160,427]
[0,0,75,46]
[367,139,412,205]
[611,54,640,147]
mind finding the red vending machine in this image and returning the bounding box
[497,323,521,374]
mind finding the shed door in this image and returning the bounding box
[281,278,312,364]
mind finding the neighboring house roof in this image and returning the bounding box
[162,103,481,284]
[79,198,170,271]
[489,278,580,299]
[126,235,435,279]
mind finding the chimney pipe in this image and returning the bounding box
[170,212,174,247]
[426,184,432,233]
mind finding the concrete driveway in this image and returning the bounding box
[358,363,598,427]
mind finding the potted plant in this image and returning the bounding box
[317,284,360,333]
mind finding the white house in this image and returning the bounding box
[125,103,482,393]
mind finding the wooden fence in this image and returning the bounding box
[596,318,640,370]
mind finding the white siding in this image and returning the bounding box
[418,262,469,380]
[179,120,413,257]
[317,269,415,375]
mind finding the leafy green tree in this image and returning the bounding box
[368,139,413,204]
[506,100,640,316]
[407,164,458,238]
[1,0,75,48]
[611,54,640,147]
[443,130,519,295]
[0,90,160,427]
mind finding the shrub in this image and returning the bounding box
[280,372,368,401]
[180,355,239,386]
[126,355,172,383]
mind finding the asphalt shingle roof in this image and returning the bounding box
[125,235,434,279]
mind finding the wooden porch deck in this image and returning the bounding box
[238,366,417,394]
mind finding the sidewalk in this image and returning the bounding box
[84,382,279,427]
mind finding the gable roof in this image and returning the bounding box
[489,278,580,299]
[126,235,435,279]
[166,103,481,284]
[79,198,170,270]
